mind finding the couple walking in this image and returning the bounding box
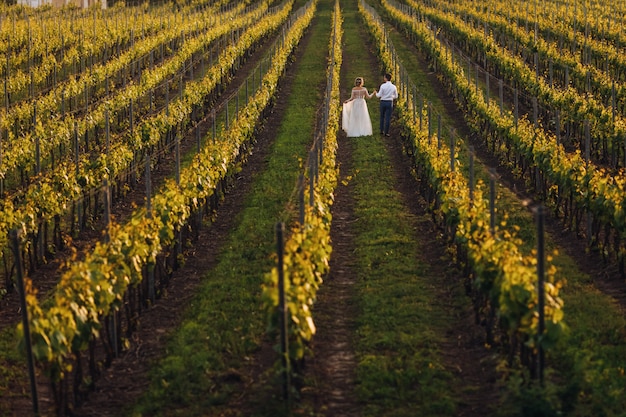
[342,73,398,137]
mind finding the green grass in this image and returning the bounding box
[348,133,458,416]
[0,328,27,417]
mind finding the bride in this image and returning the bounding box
[342,77,374,137]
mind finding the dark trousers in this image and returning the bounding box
[379,100,393,134]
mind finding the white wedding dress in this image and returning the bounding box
[342,88,373,137]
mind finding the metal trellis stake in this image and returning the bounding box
[10,229,39,415]
[449,128,455,172]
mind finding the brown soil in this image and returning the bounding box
[299,112,361,417]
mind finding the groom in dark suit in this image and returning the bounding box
[374,73,398,136]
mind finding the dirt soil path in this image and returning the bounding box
[302,106,361,416]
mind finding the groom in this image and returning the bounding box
[375,73,398,136]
